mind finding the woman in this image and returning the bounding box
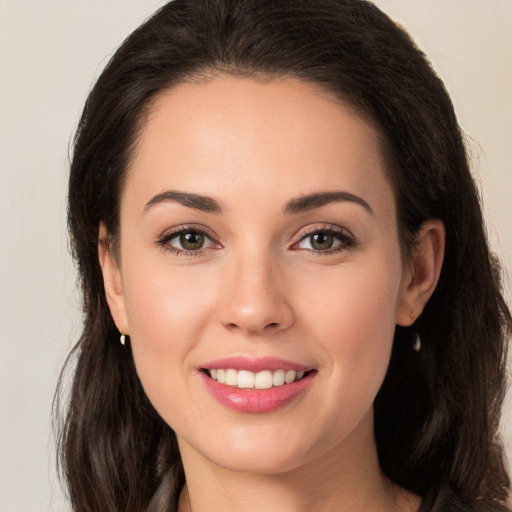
[55,0,511,511]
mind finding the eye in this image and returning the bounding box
[157,227,219,255]
[292,226,356,253]
[173,231,207,251]
[302,232,338,251]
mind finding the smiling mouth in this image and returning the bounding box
[203,368,315,390]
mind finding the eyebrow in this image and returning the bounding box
[143,189,373,216]
[144,190,223,213]
[284,191,374,215]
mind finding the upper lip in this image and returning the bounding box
[201,356,312,373]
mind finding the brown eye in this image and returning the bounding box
[309,233,334,250]
[159,228,218,254]
[179,232,205,250]
[294,227,355,253]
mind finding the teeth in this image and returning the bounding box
[237,370,255,389]
[225,369,238,386]
[207,368,309,389]
[255,370,273,389]
[285,370,296,384]
[272,369,285,386]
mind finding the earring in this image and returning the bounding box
[412,333,421,352]
[120,333,126,346]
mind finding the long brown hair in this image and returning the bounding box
[55,1,511,510]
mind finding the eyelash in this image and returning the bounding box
[156,226,219,256]
[156,224,357,256]
[291,224,357,255]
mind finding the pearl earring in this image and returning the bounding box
[412,334,421,352]
[120,333,126,346]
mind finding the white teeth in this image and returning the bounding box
[255,370,273,389]
[237,370,255,388]
[272,369,285,387]
[285,370,297,384]
[207,368,309,389]
[225,369,238,386]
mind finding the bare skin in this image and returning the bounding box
[99,76,444,512]
[176,411,420,512]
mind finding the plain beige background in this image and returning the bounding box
[1,1,510,510]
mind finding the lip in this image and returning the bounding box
[199,358,316,413]
[201,356,311,373]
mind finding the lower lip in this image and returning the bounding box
[200,371,315,413]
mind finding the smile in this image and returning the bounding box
[206,368,308,389]
[200,357,317,413]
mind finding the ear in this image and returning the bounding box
[396,219,445,326]
[98,222,129,334]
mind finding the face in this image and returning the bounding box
[103,76,417,476]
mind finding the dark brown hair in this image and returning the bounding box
[55,1,512,511]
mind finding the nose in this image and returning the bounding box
[216,251,295,336]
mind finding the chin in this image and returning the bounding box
[211,447,308,476]
[207,426,353,478]
[179,424,316,476]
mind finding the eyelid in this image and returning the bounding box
[155,223,356,256]
[156,224,221,255]
[290,223,357,252]
[292,223,354,242]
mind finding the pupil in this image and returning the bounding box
[311,233,333,250]
[180,232,204,250]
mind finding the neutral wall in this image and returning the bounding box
[0,2,510,510]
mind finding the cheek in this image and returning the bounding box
[119,255,217,408]
[295,255,402,387]
[122,251,215,339]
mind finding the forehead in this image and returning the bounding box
[125,76,393,215]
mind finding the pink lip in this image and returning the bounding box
[199,369,316,414]
[201,356,310,373]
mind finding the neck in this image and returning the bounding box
[176,413,419,512]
